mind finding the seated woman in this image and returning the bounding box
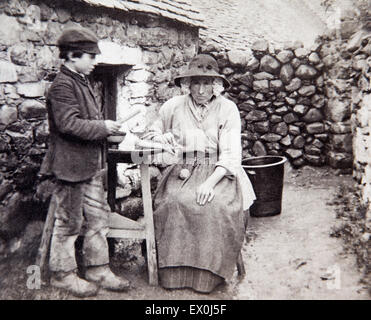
[145,54,256,293]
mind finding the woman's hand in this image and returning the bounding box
[196,181,215,206]
[154,132,179,155]
[195,166,228,206]
[154,132,177,145]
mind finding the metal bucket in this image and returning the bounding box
[242,156,287,217]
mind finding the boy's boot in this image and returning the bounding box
[85,265,130,291]
[51,271,98,298]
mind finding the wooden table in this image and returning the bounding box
[106,144,162,286]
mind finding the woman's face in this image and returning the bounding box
[190,76,214,105]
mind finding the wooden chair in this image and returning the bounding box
[35,151,159,286]
[236,209,250,278]
[106,147,159,286]
[237,252,245,277]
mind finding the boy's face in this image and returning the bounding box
[71,52,97,76]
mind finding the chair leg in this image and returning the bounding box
[35,194,57,282]
[236,251,246,277]
[140,164,159,286]
[237,209,248,277]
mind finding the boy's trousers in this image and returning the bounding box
[49,173,111,273]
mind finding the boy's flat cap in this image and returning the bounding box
[57,27,101,54]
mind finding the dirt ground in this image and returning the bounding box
[0,164,370,300]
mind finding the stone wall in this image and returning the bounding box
[200,39,328,167]
[0,0,198,249]
[320,35,354,169]
[347,29,371,228]
[318,4,371,227]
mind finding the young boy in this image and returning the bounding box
[40,27,129,297]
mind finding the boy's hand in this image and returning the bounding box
[104,120,122,135]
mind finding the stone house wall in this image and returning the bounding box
[0,0,198,246]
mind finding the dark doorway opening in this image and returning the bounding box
[90,64,132,121]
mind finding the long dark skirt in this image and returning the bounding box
[153,162,245,293]
[159,266,224,293]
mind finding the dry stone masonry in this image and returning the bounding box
[201,39,327,167]
[320,36,354,169]
[318,5,371,228]
[348,31,371,228]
